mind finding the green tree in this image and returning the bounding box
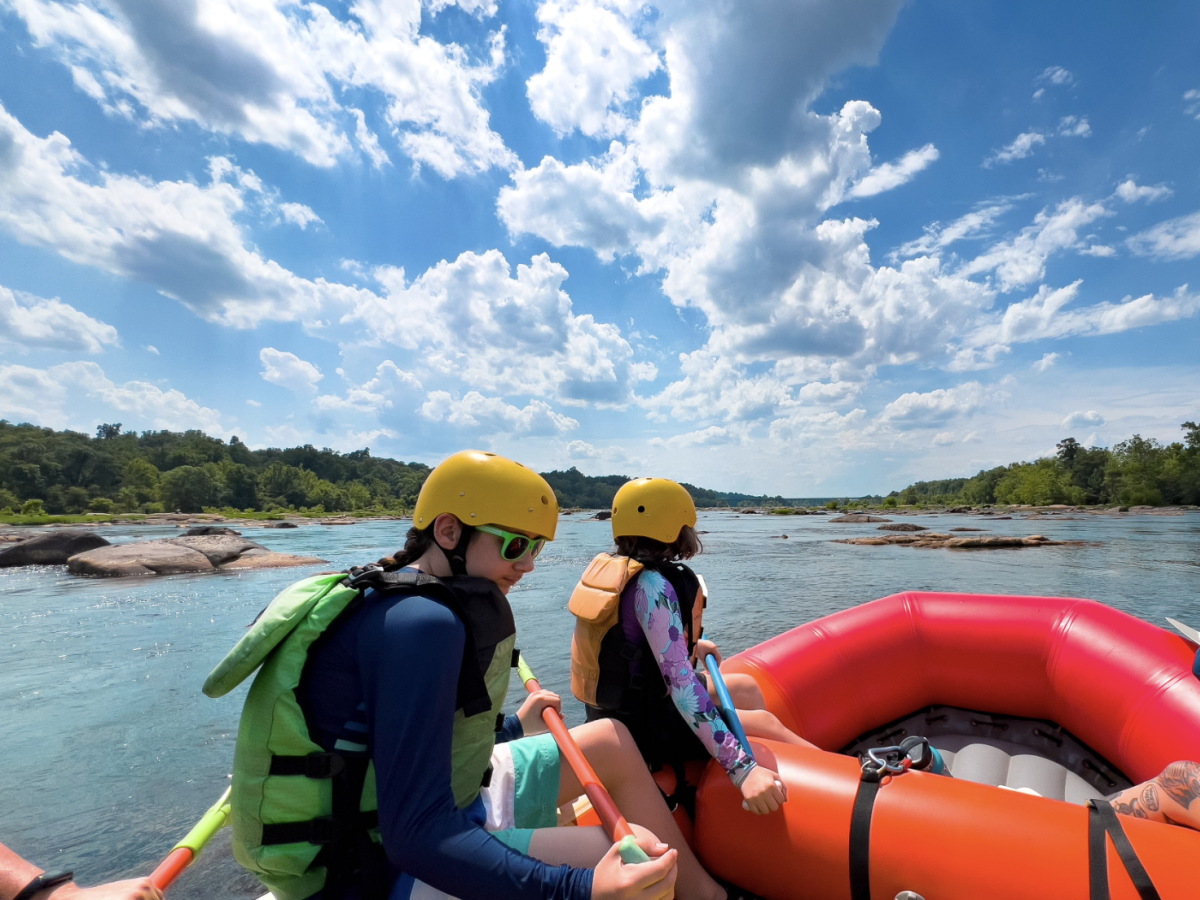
[993,459,1084,506]
[95,423,122,440]
[160,465,220,512]
[62,486,92,513]
[259,463,311,508]
[120,458,161,506]
[20,499,45,516]
[221,462,259,509]
[1105,435,1165,506]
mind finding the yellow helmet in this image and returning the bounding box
[611,477,696,544]
[414,450,559,540]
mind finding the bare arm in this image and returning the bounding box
[1,843,161,900]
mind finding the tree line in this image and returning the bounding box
[889,423,1200,508]
[0,421,430,515]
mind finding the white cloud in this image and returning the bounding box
[878,381,988,427]
[1128,212,1200,261]
[144,344,159,354]
[0,284,119,353]
[350,108,390,169]
[1057,115,1091,138]
[846,143,939,199]
[1184,89,1200,120]
[566,439,603,459]
[259,347,323,393]
[1033,352,1059,372]
[0,360,224,432]
[894,202,1012,258]
[1035,66,1074,89]
[675,425,742,447]
[314,360,422,411]
[983,131,1046,167]
[419,390,579,435]
[279,202,322,229]
[1062,409,1104,429]
[246,398,262,407]
[959,198,1111,290]
[526,0,661,138]
[346,250,648,406]
[0,102,376,327]
[1113,179,1172,204]
[9,0,514,176]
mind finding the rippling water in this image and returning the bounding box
[3,511,1199,896]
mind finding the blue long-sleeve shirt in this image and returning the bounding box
[296,588,594,900]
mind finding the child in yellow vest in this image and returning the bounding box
[568,478,813,816]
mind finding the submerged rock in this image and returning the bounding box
[67,535,326,577]
[263,521,299,528]
[835,533,1066,550]
[830,514,892,523]
[878,523,926,532]
[184,525,242,536]
[0,530,110,567]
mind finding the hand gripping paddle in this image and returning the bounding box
[517,655,650,864]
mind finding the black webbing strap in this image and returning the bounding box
[261,810,380,846]
[849,769,882,900]
[1087,800,1162,900]
[270,752,346,778]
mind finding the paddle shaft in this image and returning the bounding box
[704,653,755,763]
[149,786,233,891]
[516,656,648,863]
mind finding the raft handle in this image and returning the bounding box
[1033,727,1064,747]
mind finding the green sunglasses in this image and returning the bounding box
[475,524,546,562]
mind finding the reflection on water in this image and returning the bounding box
[3,512,1199,894]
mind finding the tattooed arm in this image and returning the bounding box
[1110,761,1200,830]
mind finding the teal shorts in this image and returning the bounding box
[481,732,561,855]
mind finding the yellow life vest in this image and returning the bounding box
[568,553,707,706]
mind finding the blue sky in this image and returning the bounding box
[0,0,1197,495]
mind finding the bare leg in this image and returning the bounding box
[561,718,726,900]
[1109,761,1200,829]
[703,672,815,748]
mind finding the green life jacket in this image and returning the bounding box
[203,569,517,900]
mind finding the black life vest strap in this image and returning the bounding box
[1087,800,1161,900]
[848,767,882,900]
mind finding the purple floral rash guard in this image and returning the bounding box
[623,568,756,786]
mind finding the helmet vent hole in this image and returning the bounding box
[541,495,549,505]
[638,505,646,513]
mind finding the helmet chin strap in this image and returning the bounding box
[441,524,475,577]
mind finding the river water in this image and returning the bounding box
[3,510,1199,896]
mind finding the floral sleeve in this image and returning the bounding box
[632,569,756,785]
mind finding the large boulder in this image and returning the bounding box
[67,536,327,576]
[166,535,265,566]
[0,530,111,567]
[68,541,214,576]
[221,549,330,570]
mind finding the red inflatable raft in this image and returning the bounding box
[697,591,1200,900]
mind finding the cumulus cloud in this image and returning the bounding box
[0,102,376,326]
[1113,179,1172,204]
[983,131,1046,167]
[419,390,579,435]
[1128,212,1200,261]
[1057,115,1091,138]
[0,284,119,353]
[894,202,1012,258]
[259,347,323,393]
[279,202,322,229]
[878,381,988,427]
[526,0,661,138]
[9,0,513,176]
[314,360,422,412]
[1033,352,1059,372]
[0,360,224,432]
[350,108,390,169]
[959,198,1111,290]
[345,250,650,406]
[566,439,603,459]
[846,144,939,199]
[1062,409,1104,429]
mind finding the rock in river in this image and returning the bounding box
[0,530,110,567]
[829,514,892,523]
[67,534,326,577]
[878,523,927,532]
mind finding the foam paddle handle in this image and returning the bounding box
[150,786,233,890]
[516,655,647,861]
[704,653,755,763]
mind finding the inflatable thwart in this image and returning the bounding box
[697,591,1200,900]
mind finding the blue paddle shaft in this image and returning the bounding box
[704,654,755,763]
[1193,648,1200,681]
